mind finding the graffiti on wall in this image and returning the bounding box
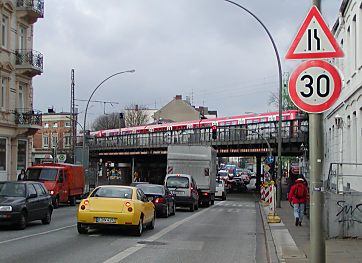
[336,200,362,223]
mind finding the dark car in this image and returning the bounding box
[136,184,176,218]
[0,181,53,229]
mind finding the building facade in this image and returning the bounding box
[0,0,44,181]
[324,0,362,190]
[32,111,76,165]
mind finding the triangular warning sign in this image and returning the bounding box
[286,6,344,59]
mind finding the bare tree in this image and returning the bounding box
[268,72,298,111]
[124,104,149,127]
[91,112,121,131]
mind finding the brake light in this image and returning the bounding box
[154,198,166,204]
[84,199,89,205]
[190,187,193,190]
[125,202,131,207]
[202,192,209,196]
[224,183,228,187]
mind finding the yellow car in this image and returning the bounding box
[77,185,155,236]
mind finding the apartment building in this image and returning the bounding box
[324,0,362,190]
[32,110,76,165]
[0,0,44,181]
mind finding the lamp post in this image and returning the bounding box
[224,0,283,207]
[82,70,135,188]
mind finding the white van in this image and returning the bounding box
[164,174,199,212]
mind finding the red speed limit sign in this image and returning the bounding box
[288,60,341,113]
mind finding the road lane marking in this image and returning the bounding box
[103,202,224,263]
[0,224,76,245]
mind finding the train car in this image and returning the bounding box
[90,110,303,139]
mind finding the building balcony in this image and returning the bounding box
[15,109,42,135]
[15,49,43,77]
[16,0,44,24]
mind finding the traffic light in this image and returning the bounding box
[212,125,217,139]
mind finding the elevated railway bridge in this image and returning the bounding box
[85,117,309,188]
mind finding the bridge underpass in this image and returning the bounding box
[86,118,308,189]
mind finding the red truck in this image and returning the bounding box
[26,163,85,208]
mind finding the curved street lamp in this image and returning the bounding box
[82,70,136,180]
[224,0,283,207]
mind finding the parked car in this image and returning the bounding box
[136,184,176,218]
[164,174,199,212]
[0,181,53,229]
[26,163,85,208]
[215,180,227,200]
[77,185,155,236]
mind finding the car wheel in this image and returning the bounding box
[195,202,199,210]
[77,223,88,234]
[69,196,76,206]
[210,200,215,205]
[164,205,169,218]
[41,208,52,224]
[171,203,176,215]
[17,211,27,230]
[190,203,195,212]
[53,196,60,209]
[148,213,155,230]
[134,217,143,236]
[222,193,227,201]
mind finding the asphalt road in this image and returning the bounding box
[0,193,267,263]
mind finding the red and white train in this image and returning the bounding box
[91,110,302,138]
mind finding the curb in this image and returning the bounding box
[258,201,280,263]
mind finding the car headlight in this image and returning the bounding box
[0,206,12,212]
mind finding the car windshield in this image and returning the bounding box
[27,168,58,181]
[90,187,132,199]
[218,171,228,177]
[137,185,165,195]
[0,182,26,197]
[166,176,189,188]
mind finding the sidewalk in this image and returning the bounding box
[260,200,362,263]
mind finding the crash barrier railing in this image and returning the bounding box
[326,163,362,194]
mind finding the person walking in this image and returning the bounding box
[17,169,26,181]
[288,177,308,226]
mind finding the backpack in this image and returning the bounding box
[294,183,306,199]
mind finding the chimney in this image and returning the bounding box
[48,107,55,113]
[175,95,182,100]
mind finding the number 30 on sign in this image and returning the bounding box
[288,60,341,113]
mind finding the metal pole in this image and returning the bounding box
[82,70,135,170]
[224,0,283,207]
[310,2,325,263]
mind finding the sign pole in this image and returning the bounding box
[310,2,325,262]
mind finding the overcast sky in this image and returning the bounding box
[32,0,342,129]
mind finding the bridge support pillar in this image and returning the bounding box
[256,156,262,192]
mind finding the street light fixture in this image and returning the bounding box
[224,0,283,207]
[82,70,135,187]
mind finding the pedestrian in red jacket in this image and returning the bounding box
[288,178,309,226]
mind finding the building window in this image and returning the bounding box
[43,123,49,128]
[65,121,71,127]
[64,134,71,148]
[0,138,6,171]
[51,133,58,148]
[18,84,25,112]
[52,122,58,128]
[1,15,8,48]
[0,77,8,109]
[42,135,49,148]
[17,140,27,171]
[18,25,26,50]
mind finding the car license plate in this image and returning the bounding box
[95,217,116,223]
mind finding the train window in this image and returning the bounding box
[253,119,259,123]
[232,121,237,125]
[246,120,252,124]
[219,122,225,126]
